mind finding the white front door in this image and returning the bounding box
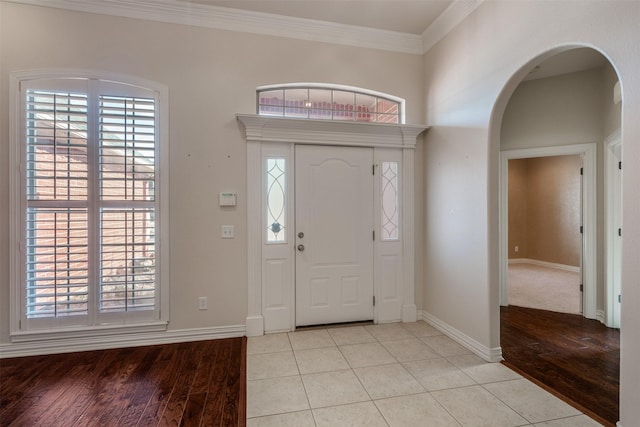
[295,145,374,326]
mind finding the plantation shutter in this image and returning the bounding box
[25,89,90,319]
[98,95,157,314]
[21,79,160,329]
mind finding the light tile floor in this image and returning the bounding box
[246,321,603,427]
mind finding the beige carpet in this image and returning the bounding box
[508,262,581,314]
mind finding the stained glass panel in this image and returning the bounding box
[266,158,286,242]
[381,161,399,240]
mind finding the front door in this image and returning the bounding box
[295,145,374,326]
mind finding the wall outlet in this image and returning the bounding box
[198,296,208,310]
[514,246,519,253]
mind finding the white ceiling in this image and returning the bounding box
[524,48,609,81]
[180,0,454,35]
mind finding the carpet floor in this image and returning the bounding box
[508,262,581,314]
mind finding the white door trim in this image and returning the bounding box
[605,130,622,328]
[499,143,597,320]
[237,114,428,335]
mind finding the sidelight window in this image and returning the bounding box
[381,161,399,240]
[266,158,286,243]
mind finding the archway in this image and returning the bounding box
[489,45,622,425]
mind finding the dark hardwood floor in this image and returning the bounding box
[0,337,246,426]
[501,305,619,426]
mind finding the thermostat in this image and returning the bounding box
[219,192,237,206]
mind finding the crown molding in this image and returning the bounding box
[6,0,482,54]
[421,0,484,52]
[5,0,426,54]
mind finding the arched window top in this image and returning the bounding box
[257,83,405,124]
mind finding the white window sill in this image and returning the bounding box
[10,321,169,343]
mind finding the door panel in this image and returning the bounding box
[295,145,374,326]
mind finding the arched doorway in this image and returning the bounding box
[489,46,622,425]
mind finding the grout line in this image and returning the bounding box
[252,324,586,425]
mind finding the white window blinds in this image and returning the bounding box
[25,90,90,318]
[19,77,162,330]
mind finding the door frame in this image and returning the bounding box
[237,114,428,335]
[499,143,597,320]
[605,130,622,328]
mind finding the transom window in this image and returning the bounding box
[10,71,169,336]
[257,84,404,124]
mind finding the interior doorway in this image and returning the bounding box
[506,154,583,315]
[499,144,596,319]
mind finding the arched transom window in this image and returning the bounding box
[257,83,404,124]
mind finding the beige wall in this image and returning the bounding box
[0,3,425,344]
[508,159,528,259]
[421,1,639,423]
[501,68,607,151]
[508,156,582,266]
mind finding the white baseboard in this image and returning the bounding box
[402,304,418,323]
[419,310,503,362]
[596,310,606,325]
[508,258,580,273]
[245,315,265,336]
[0,324,245,359]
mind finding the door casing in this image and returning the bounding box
[237,114,427,336]
[499,143,597,320]
[605,130,622,328]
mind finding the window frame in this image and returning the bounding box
[9,69,170,341]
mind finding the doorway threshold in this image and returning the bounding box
[295,320,374,332]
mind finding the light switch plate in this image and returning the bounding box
[221,225,234,239]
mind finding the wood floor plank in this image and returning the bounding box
[201,339,234,425]
[78,346,160,427]
[68,347,141,426]
[2,352,98,425]
[220,339,243,427]
[138,344,190,426]
[237,337,247,427]
[159,345,205,426]
[501,305,619,426]
[190,340,220,396]
[0,338,245,427]
[180,392,207,427]
[20,364,98,427]
[115,346,174,427]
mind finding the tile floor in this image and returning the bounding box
[246,321,603,427]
